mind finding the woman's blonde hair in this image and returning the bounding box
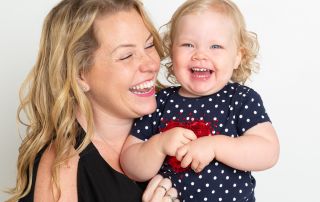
[7,0,163,201]
[163,0,259,84]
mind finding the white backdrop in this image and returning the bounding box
[1,1,320,201]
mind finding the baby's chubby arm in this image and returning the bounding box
[178,122,279,172]
[120,127,197,182]
[176,122,280,172]
[213,122,279,171]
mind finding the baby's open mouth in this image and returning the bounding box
[190,67,213,78]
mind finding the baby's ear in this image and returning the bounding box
[234,48,243,69]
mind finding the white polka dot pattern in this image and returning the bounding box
[131,83,269,201]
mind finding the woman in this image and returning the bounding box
[7,0,178,201]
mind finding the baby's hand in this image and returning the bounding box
[159,127,197,156]
[176,136,216,173]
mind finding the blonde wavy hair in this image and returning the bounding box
[7,0,163,201]
[163,0,259,84]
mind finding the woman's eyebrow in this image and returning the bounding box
[111,44,136,54]
[111,34,153,53]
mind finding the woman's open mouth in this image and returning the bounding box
[129,80,155,96]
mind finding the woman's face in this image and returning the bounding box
[83,9,160,119]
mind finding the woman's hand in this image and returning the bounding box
[142,174,179,202]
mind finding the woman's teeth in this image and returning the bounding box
[129,80,154,94]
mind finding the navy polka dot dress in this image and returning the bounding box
[131,82,271,202]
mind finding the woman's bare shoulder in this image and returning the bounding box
[34,145,79,202]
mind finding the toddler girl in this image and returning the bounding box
[121,0,280,201]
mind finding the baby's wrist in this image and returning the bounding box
[152,133,167,156]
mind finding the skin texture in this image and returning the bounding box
[120,9,279,182]
[34,9,178,202]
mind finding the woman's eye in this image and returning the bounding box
[145,43,154,49]
[119,54,132,60]
[182,43,194,48]
[211,44,222,49]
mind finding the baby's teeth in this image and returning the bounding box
[193,67,209,72]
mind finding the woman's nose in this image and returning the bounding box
[139,52,160,72]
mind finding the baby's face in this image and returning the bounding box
[171,9,242,98]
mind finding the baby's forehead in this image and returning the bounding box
[176,11,238,35]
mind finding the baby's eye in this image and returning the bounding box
[182,43,194,48]
[210,44,222,49]
[119,54,132,61]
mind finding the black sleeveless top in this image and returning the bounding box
[20,128,145,202]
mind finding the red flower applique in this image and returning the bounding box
[160,120,213,173]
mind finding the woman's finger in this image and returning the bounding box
[142,175,164,202]
[165,187,178,200]
[163,187,179,202]
[149,178,172,202]
[162,195,174,202]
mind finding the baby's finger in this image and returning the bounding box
[195,162,206,173]
[183,129,197,141]
[176,146,188,161]
[191,159,200,171]
[179,138,190,145]
[180,153,192,168]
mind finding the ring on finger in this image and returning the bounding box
[157,185,168,192]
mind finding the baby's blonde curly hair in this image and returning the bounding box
[163,0,259,84]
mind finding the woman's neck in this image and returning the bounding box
[76,106,133,143]
[76,106,134,174]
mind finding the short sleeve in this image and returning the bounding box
[131,112,158,141]
[130,88,172,140]
[235,88,271,135]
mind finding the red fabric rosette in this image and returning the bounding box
[160,120,212,173]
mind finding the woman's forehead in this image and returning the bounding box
[93,10,150,49]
